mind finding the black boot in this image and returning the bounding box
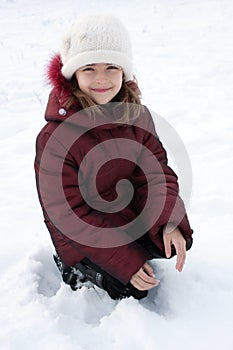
[53,254,87,291]
[54,254,147,300]
[76,258,148,301]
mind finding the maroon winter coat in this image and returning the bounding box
[34,55,193,285]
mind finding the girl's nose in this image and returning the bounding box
[95,71,107,84]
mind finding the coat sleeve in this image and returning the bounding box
[131,107,193,252]
[34,127,149,285]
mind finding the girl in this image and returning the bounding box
[34,14,193,300]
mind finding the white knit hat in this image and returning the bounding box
[60,14,134,81]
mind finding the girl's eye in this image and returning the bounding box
[82,67,94,72]
[107,65,119,70]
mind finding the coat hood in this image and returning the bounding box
[44,53,142,129]
[45,53,72,105]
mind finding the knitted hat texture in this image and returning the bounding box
[60,14,134,81]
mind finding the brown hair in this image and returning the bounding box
[64,75,142,123]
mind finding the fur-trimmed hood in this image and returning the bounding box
[45,53,72,106]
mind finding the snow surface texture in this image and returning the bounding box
[0,0,233,349]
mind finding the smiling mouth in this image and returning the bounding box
[91,88,111,93]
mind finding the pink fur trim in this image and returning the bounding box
[45,53,71,103]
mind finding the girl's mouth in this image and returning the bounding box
[92,88,111,93]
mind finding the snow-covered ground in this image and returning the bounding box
[0,0,233,349]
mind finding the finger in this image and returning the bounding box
[142,262,155,277]
[175,242,186,272]
[131,276,158,291]
[138,268,159,285]
[163,234,172,258]
[130,276,148,290]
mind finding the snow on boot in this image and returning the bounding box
[53,254,87,291]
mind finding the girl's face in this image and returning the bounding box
[75,63,123,104]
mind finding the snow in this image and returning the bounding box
[0,0,233,349]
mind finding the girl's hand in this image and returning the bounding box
[130,262,160,291]
[163,225,186,272]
